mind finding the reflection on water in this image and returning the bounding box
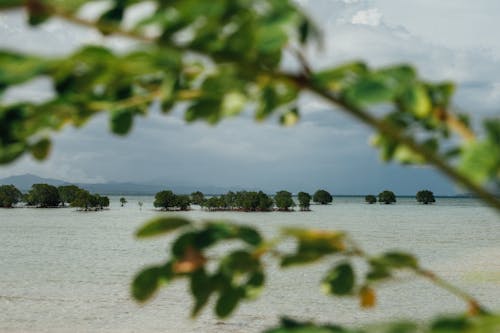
[1,197,499,332]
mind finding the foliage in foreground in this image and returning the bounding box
[1,1,499,332]
[132,216,497,332]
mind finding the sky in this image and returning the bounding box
[1,0,500,195]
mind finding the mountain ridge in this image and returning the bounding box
[0,174,232,195]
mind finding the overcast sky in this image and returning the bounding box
[1,0,499,195]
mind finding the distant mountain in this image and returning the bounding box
[0,174,238,195]
[0,174,68,190]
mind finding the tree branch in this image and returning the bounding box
[18,4,500,213]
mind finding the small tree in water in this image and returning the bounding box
[190,191,205,205]
[365,195,377,204]
[297,192,311,211]
[313,189,333,205]
[416,190,436,204]
[120,197,127,207]
[274,190,295,211]
[378,190,396,204]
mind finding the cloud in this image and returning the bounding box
[350,8,382,26]
[1,2,498,194]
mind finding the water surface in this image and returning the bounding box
[1,197,499,332]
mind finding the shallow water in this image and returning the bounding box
[1,197,499,332]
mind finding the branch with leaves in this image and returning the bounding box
[132,216,498,332]
[1,1,499,332]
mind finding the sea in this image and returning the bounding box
[1,196,499,332]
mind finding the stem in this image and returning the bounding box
[416,269,489,315]
[345,236,490,314]
[282,73,500,212]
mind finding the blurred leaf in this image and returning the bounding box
[313,62,367,92]
[30,138,51,160]
[237,226,263,246]
[380,252,419,269]
[173,246,206,274]
[215,286,243,318]
[344,77,395,107]
[359,286,376,309]
[322,262,355,296]
[431,316,469,332]
[110,108,134,135]
[136,216,191,238]
[280,108,300,127]
[0,51,52,92]
[400,83,432,118]
[190,268,214,317]
[132,264,172,302]
[282,228,345,267]
[221,250,260,274]
[0,143,26,164]
[459,141,499,184]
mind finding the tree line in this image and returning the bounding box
[365,190,436,204]
[153,189,334,212]
[0,183,110,210]
[0,184,437,210]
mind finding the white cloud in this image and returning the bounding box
[351,8,382,26]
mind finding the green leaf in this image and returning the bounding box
[110,108,134,135]
[0,144,25,164]
[322,262,355,296]
[131,264,172,302]
[344,77,396,106]
[0,1,23,9]
[431,316,469,332]
[190,269,214,317]
[221,250,260,274]
[244,270,265,299]
[30,138,51,160]
[280,108,300,127]
[136,217,191,238]
[0,51,52,90]
[215,286,243,318]
[313,62,368,92]
[237,226,262,246]
[281,228,345,266]
[459,141,499,184]
[380,252,419,269]
[400,83,432,118]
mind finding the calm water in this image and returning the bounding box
[1,197,499,332]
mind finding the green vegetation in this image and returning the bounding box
[58,185,81,206]
[365,195,377,204]
[378,190,397,204]
[154,190,191,211]
[203,191,274,212]
[274,191,295,211]
[71,190,110,211]
[190,191,205,205]
[0,184,22,208]
[120,197,127,207]
[2,1,500,332]
[417,190,436,204]
[297,192,311,211]
[313,189,333,205]
[25,183,60,207]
